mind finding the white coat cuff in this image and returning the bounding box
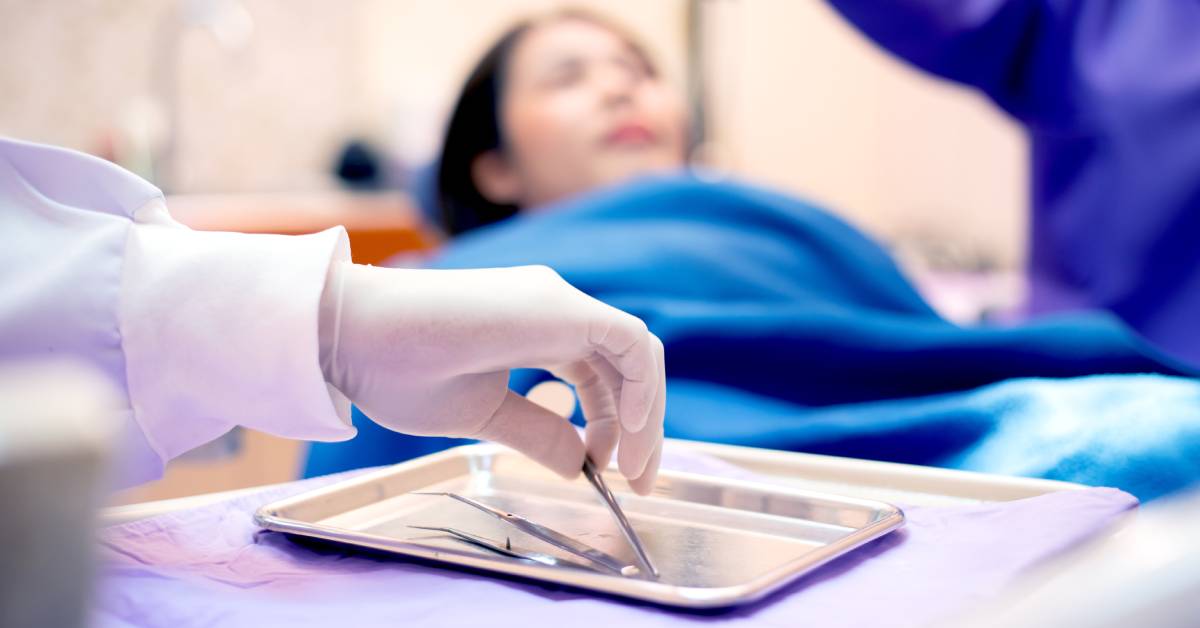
[120,217,355,463]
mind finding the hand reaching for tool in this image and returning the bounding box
[319,263,666,494]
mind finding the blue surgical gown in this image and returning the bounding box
[829,0,1200,367]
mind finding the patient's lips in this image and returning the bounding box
[603,122,657,147]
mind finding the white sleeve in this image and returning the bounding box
[119,199,356,465]
[0,137,356,486]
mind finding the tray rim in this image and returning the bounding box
[254,442,906,608]
[101,437,1090,528]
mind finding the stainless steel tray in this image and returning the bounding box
[255,443,905,608]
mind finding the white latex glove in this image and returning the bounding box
[319,263,666,494]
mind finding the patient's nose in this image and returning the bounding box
[596,61,638,107]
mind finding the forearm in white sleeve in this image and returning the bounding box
[119,198,356,466]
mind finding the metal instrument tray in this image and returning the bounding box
[255,443,904,608]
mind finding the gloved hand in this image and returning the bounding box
[318,262,666,494]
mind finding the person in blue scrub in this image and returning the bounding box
[828,0,1200,367]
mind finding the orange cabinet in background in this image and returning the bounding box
[167,192,438,264]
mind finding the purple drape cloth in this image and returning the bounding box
[93,449,1135,627]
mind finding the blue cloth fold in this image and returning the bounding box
[306,177,1199,500]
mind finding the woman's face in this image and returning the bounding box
[487,18,687,209]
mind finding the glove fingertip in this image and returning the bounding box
[628,468,657,496]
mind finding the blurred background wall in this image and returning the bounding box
[0,0,1027,267]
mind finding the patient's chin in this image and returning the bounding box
[597,160,681,188]
[523,161,685,214]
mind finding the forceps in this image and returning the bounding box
[412,492,633,576]
[582,457,660,579]
[406,525,598,572]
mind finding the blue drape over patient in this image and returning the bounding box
[306,177,1200,500]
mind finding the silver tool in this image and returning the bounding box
[412,492,632,576]
[582,457,660,579]
[406,525,599,572]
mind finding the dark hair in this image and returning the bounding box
[435,10,656,236]
[435,21,530,236]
